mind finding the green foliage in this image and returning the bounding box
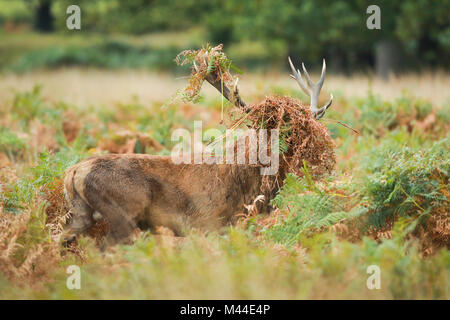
[2,147,88,213]
[111,99,183,147]
[30,149,86,186]
[362,136,449,228]
[265,126,449,245]
[266,172,367,245]
[229,0,449,70]
[13,41,185,72]
[175,43,236,73]
[0,0,31,25]
[0,127,27,158]
[1,0,449,71]
[341,91,445,137]
[52,0,209,34]
[144,105,179,146]
[10,85,67,129]
[395,0,450,67]
[11,85,46,123]
[356,91,397,134]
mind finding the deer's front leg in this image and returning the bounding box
[98,202,138,247]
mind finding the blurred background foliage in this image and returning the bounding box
[0,0,449,76]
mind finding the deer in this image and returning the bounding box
[63,56,333,246]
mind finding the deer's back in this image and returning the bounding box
[64,154,262,235]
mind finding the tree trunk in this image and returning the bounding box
[327,45,347,75]
[375,40,401,79]
[34,0,54,32]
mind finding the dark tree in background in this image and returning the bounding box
[2,0,447,74]
[369,1,404,79]
[34,0,54,32]
[224,0,449,76]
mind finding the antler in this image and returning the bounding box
[288,57,333,119]
[205,73,247,109]
[194,60,247,110]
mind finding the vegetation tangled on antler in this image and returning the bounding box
[235,95,336,193]
[178,45,336,193]
[175,44,237,102]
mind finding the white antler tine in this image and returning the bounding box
[288,57,309,96]
[317,59,326,90]
[288,56,296,74]
[325,93,333,109]
[301,62,314,87]
[315,93,333,120]
[288,56,332,119]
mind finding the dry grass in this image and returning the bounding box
[1,69,449,109]
[264,70,450,108]
[0,204,62,286]
[0,69,185,108]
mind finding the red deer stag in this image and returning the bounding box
[63,56,334,246]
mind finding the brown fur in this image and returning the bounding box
[64,154,266,245]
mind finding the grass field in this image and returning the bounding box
[0,67,449,299]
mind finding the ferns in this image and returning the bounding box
[315,207,367,229]
[362,137,449,229]
[0,128,27,160]
[265,172,367,245]
[264,136,449,247]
